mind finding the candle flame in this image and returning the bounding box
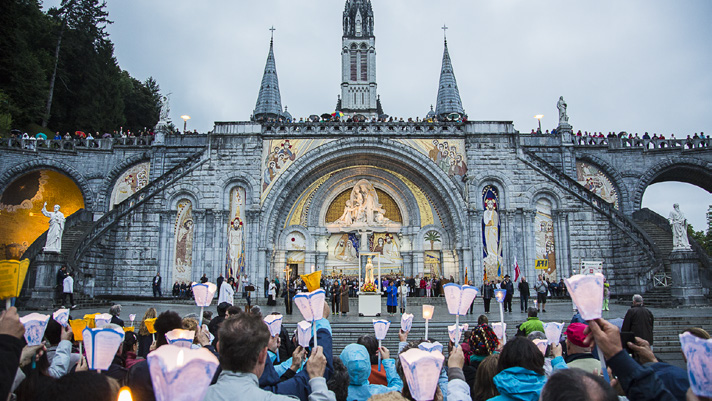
[117,387,133,401]
[422,305,434,319]
[176,349,185,367]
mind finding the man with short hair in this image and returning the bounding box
[540,368,618,401]
[535,275,548,312]
[502,275,514,313]
[563,323,599,373]
[518,308,544,336]
[109,305,124,327]
[205,313,335,401]
[152,272,162,297]
[518,276,530,312]
[621,294,654,346]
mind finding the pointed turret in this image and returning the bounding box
[434,37,465,119]
[343,0,374,38]
[253,33,284,121]
[340,0,380,118]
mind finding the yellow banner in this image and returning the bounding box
[0,259,30,300]
[300,270,322,292]
[535,259,549,270]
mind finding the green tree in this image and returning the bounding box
[0,0,53,128]
[688,225,711,257]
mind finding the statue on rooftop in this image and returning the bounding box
[557,96,568,125]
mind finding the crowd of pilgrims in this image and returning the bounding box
[1,294,708,401]
[530,128,709,149]
[183,275,570,318]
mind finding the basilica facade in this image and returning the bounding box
[2,0,710,303]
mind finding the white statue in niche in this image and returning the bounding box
[332,179,391,227]
[42,202,65,253]
[364,257,375,284]
[669,203,692,250]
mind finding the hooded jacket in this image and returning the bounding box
[488,356,567,401]
[340,344,402,401]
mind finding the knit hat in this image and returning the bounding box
[565,323,588,348]
[467,324,500,357]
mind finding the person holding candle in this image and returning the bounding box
[340,343,403,400]
[127,311,184,400]
[206,312,336,401]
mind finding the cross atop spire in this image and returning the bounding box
[442,24,448,41]
[269,26,276,41]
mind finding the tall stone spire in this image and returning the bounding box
[434,31,465,119]
[253,29,284,121]
[340,0,381,119]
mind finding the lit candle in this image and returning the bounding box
[422,305,434,340]
[148,345,219,401]
[117,387,133,401]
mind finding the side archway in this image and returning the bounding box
[633,156,712,211]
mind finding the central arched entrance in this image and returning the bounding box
[259,137,469,282]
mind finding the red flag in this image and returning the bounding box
[514,257,521,282]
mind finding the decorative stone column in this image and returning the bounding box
[669,250,706,305]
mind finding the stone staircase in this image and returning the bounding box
[652,315,712,368]
[519,150,663,287]
[631,208,711,306]
[17,149,208,306]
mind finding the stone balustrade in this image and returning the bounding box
[572,135,710,150]
[212,120,516,137]
[1,135,155,152]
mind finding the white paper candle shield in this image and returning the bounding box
[492,322,507,343]
[373,319,391,340]
[293,289,326,322]
[564,274,604,321]
[20,313,50,346]
[148,344,220,401]
[544,322,564,345]
[533,339,548,356]
[94,313,113,328]
[297,321,313,348]
[191,282,218,307]
[399,348,445,401]
[422,305,434,320]
[165,329,195,348]
[443,284,479,315]
[679,332,712,398]
[53,308,70,328]
[494,289,506,304]
[448,324,469,345]
[418,341,443,354]
[401,313,414,332]
[83,326,125,371]
[129,314,136,322]
[264,314,284,337]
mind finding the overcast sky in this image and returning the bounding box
[44,0,712,230]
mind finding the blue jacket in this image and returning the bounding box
[340,344,402,401]
[386,285,398,306]
[488,356,567,401]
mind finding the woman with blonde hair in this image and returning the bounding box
[137,307,157,357]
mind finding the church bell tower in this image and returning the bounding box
[339,0,382,119]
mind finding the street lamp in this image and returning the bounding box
[534,115,543,134]
[181,115,191,134]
